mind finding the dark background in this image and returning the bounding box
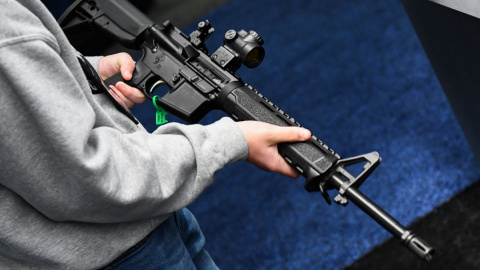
[44,0,480,269]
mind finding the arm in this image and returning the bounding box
[91,53,313,178]
[0,9,246,223]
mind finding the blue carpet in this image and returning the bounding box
[142,1,480,269]
[51,0,480,269]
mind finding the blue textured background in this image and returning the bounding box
[53,0,480,269]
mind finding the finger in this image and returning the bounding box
[275,157,301,178]
[110,85,135,108]
[260,149,301,178]
[268,125,311,144]
[251,152,300,178]
[115,82,146,105]
[116,53,135,81]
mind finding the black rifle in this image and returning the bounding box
[59,0,434,261]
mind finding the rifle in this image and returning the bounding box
[59,0,434,261]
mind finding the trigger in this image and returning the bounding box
[148,80,166,96]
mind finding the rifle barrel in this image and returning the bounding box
[330,174,434,261]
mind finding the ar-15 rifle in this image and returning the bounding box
[59,0,434,261]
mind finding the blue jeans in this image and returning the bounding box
[103,208,219,270]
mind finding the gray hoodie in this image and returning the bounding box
[0,0,247,268]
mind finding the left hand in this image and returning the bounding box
[98,53,146,108]
[236,121,312,178]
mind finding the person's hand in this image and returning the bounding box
[98,53,146,108]
[236,121,311,178]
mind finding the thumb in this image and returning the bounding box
[268,125,311,144]
[116,53,135,80]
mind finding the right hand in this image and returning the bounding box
[98,53,146,108]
